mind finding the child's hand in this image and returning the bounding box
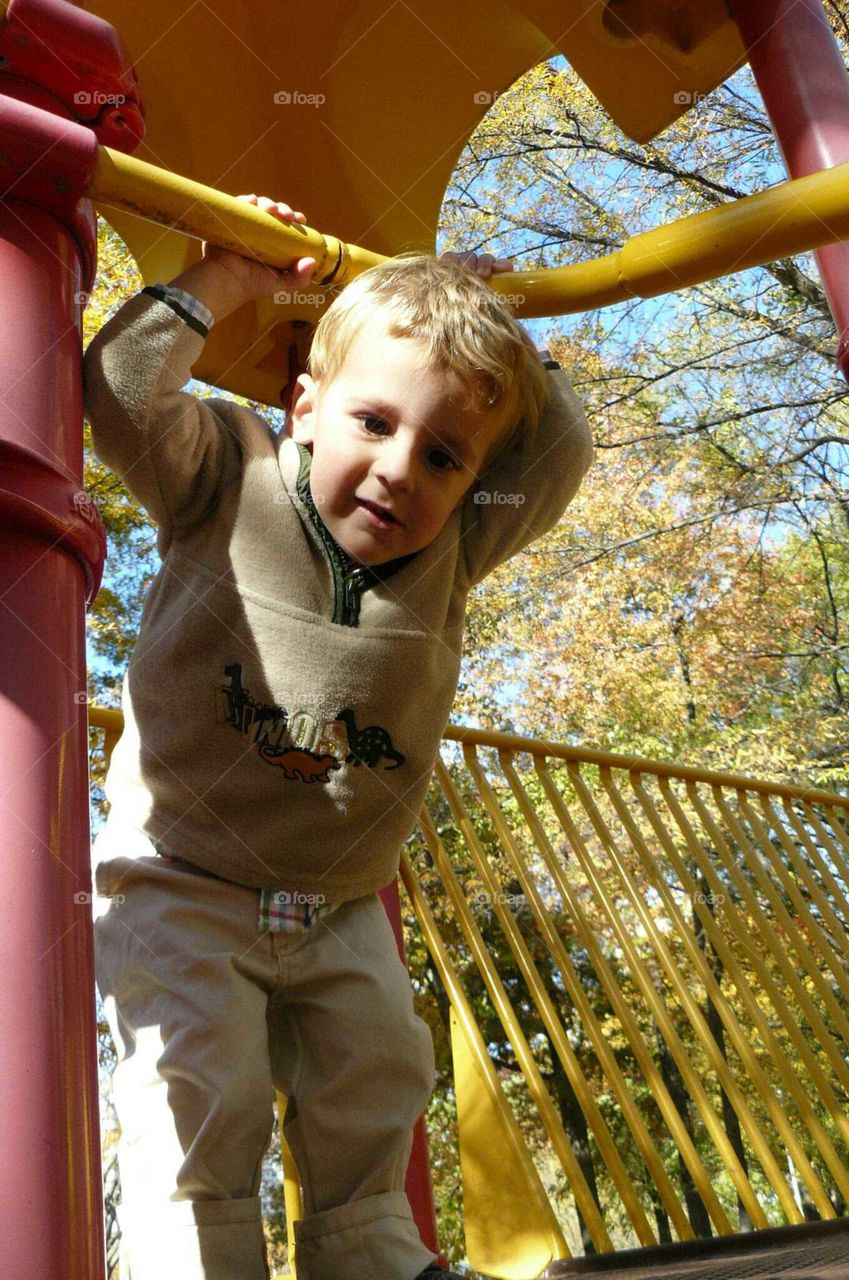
[440,250,515,279]
[203,196,317,303]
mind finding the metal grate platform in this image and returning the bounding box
[547,1219,849,1280]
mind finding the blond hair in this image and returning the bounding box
[307,253,548,462]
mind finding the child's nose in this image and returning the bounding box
[375,438,416,490]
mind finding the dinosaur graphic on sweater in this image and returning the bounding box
[217,664,405,783]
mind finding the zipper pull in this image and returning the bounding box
[342,565,370,624]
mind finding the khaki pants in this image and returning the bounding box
[93,831,436,1280]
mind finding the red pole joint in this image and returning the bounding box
[0,439,106,608]
[0,93,100,286]
[0,0,143,149]
[730,0,849,382]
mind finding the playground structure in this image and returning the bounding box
[4,0,849,1276]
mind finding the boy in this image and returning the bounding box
[86,197,593,1280]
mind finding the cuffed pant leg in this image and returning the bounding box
[117,1198,267,1280]
[269,894,437,1280]
[94,845,280,1280]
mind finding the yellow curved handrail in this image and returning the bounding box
[88,148,849,320]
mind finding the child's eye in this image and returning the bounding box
[428,448,461,472]
[357,415,388,435]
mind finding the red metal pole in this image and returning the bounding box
[379,879,446,1266]
[0,5,142,1277]
[730,0,849,381]
[0,204,104,1279]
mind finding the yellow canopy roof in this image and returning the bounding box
[84,0,746,406]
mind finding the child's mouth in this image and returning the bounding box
[356,498,400,528]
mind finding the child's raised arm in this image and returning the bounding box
[171,197,316,323]
[84,198,316,542]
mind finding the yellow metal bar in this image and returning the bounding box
[821,804,849,863]
[567,764,794,1226]
[744,795,849,1003]
[87,707,849,812]
[90,148,383,287]
[780,799,849,931]
[711,789,849,1048]
[803,802,849,882]
[604,770,837,1219]
[533,758,739,1234]
[440,754,656,1247]
[90,149,849,320]
[683,783,849,1098]
[88,703,124,762]
[417,800,612,1253]
[443,725,849,809]
[526,757,732,1235]
[275,1093,301,1278]
[491,752,695,1241]
[560,761,773,1226]
[633,775,849,1196]
[398,846,570,1275]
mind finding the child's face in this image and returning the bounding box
[291,317,508,566]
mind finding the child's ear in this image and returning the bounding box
[289,373,318,445]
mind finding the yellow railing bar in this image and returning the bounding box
[466,747,696,1239]
[711,788,849,1048]
[398,843,570,1270]
[802,802,849,882]
[89,704,123,760]
[681,782,849,1098]
[504,754,730,1234]
[443,726,849,808]
[780,799,849,931]
[824,804,849,862]
[542,759,769,1228]
[528,758,734,1235]
[88,148,849,320]
[87,707,849,812]
[494,752,697,1241]
[276,1095,301,1277]
[568,763,799,1225]
[742,795,849,1003]
[437,755,656,1246]
[631,775,849,1194]
[417,797,613,1252]
[605,770,840,1217]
